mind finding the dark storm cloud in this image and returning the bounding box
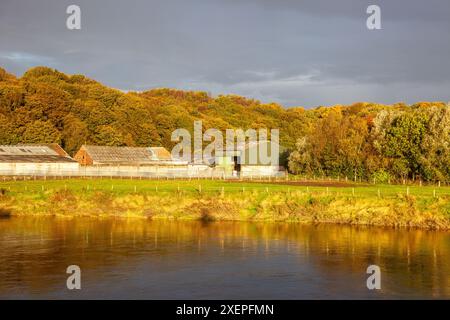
[0,0,449,107]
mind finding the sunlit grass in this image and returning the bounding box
[0,178,448,198]
[0,178,449,229]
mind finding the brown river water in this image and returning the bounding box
[0,216,449,299]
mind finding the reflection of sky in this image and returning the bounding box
[0,218,448,299]
[1,0,450,107]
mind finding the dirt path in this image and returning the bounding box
[230,180,368,187]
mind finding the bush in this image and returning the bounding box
[372,170,391,184]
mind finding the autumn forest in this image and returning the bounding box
[0,66,449,182]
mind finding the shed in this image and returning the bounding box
[0,144,79,175]
[214,140,284,177]
[74,145,175,166]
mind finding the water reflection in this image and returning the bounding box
[0,217,449,299]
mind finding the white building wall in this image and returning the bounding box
[0,162,79,176]
[240,165,283,177]
[0,163,284,178]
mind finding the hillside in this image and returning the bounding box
[0,66,449,181]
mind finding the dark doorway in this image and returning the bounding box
[233,156,241,175]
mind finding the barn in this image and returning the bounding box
[214,140,284,177]
[74,145,175,166]
[0,144,79,176]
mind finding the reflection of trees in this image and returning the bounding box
[276,224,450,298]
[0,217,449,297]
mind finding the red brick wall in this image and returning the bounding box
[73,148,93,165]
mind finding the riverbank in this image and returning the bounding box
[0,179,449,230]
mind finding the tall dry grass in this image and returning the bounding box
[1,188,449,229]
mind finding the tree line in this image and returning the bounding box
[0,66,449,182]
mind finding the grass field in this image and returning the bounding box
[0,178,449,229]
[0,177,449,198]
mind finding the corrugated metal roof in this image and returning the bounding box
[0,155,77,163]
[0,145,58,156]
[0,144,77,163]
[81,145,172,163]
[149,147,172,160]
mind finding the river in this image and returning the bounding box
[0,217,449,299]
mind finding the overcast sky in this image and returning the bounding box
[1,0,449,107]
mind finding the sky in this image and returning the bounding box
[1,0,449,107]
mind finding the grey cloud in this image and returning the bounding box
[0,0,449,107]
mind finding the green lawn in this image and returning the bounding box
[0,178,448,199]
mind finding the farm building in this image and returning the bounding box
[0,144,79,175]
[73,145,183,166]
[73,145,195,177]
[214,140,285,177]
[0,143,284,178]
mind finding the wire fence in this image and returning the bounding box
[0,177,448,199]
